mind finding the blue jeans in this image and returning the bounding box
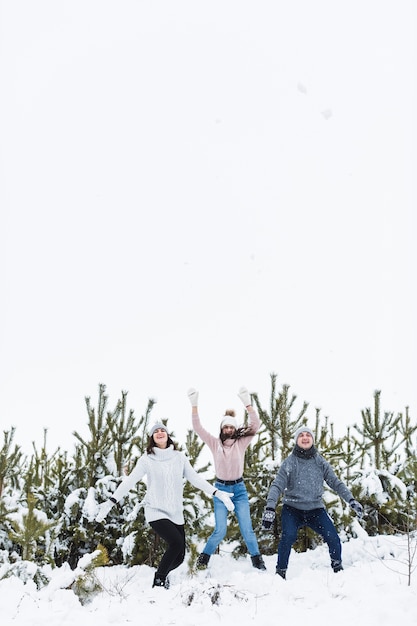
[277,504,342,570]
[203,481,260,556]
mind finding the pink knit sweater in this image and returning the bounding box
[192,408,260,481]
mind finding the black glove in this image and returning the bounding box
[349,499,364,519]
[262,507,275,530]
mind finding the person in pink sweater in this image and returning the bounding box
[187,387,266,571]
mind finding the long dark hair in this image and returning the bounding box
[146,434,177,455]
[219,409,256,442]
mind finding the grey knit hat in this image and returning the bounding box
[149,422,168,437]
[294,426,315,444]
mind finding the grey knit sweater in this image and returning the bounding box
[266,448,353,511]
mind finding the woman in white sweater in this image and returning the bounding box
[96,422,234,589]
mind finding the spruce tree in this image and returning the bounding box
[350,391,410,534]
[251,372,308,462]
[354,390,402,470]
[66,386,157,568]
[397,406,417,487]
[9,492,56,563]
[107,392,156,476]
[0,428,24,497]
[21,431,76,539]
[72,384,116,488]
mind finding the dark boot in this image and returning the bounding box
[251,554,267,571]
[331,560,343,573]
[196,553,210,570]
[152,573,169,589]
[276,567,287,579]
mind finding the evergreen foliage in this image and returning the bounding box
[353,390,403,470]
[72,384,120,487]
[251,372,308,461]
[0,497,19,552]
[9,492,57,563]
[70,545,109,605]
[0,549,50,589]
[0,428,24,497]
[348,390,416,535]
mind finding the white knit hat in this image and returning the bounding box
[149,422,168,437]
[294,426,314,444]
[221,415,238,429]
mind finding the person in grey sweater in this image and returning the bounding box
[262,427,363,578]
[95,422,234,589]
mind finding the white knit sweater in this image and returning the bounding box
[110,445,216,524]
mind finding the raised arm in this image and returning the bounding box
[237,387,260,435]
[187,388,218,448]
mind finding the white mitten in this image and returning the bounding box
[237,386,251,407]
[214,489,235,512]
[95,499,115,523]
[187,388,199,407]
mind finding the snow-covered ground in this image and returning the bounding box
[1,525,416,625]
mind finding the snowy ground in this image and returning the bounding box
[1,525,417,625]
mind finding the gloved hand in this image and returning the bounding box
[349,499,364,519]
[237,386,251,407]
[96,499,115,523]
[187,388,199,407]
[214,489,235,512]
[262,507,276,530]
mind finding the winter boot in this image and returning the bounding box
[331,560,344,573]
[251,554,267,571]
[152,573,169,589]
[196,553,211,570]
[275,567,287,579]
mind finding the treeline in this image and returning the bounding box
[0,375,416,586]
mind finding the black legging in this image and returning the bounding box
[150,519,186,578]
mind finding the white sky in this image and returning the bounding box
[1,1,416,454]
